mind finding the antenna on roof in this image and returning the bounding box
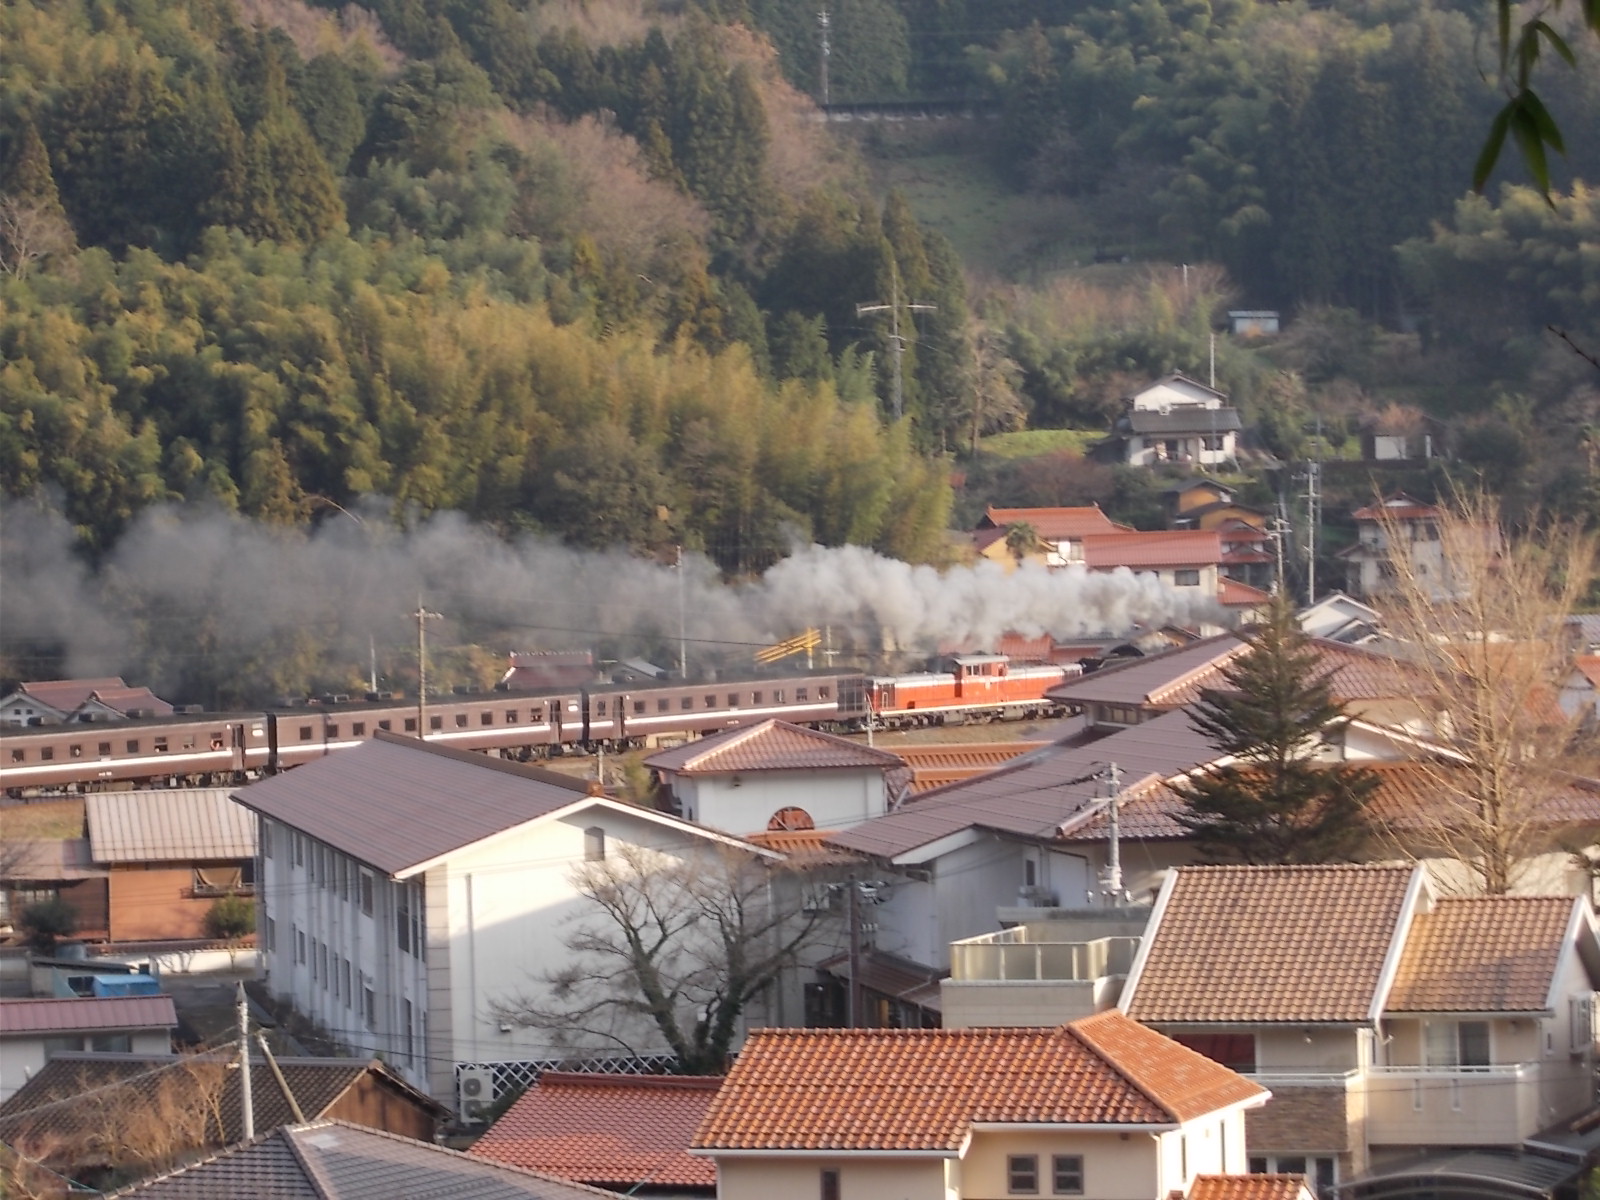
[1097,763,1128,906]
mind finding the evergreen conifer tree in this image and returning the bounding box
[1175,598,1378,863]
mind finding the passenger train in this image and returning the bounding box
[0,654,1079,795]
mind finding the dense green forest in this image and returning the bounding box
[2,0,1600,580]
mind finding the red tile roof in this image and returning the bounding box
[472,1073,720,1189]
[643,720,905,774]
[1351,493,1441,522]
[1387,897,1582,1013]
[1189,1176,1314,1200]
[745,828,848,856]
[979,506,1129,541]
[692,1011,1264,1151]
[1082,530,1223,570]
[1220,579,1273,608]
[0,995,177,1035]
[1124,865,1417,1024]
[1574,656,1600,688]
[15,678,128,713]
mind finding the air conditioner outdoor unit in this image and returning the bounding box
[458,1067,498,1124]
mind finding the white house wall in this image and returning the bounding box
[684,769,887,836]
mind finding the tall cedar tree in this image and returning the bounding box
[1175,600,1378,863]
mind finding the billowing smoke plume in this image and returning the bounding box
[0,499,1214,701]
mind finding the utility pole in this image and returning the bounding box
[1303,414,1323,602]
[818,8,831,108]
[846,875,861,1027]
[237,982,254,1141]
[413,598,442,739]
[1098,764,1125,905]
[856,265,936,421]
[1271,501,1291,597]
[675,545,688,679]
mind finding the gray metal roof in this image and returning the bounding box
[1128,408,1242,435]
[828,709,1219,860]
[1045,635,1243,708]
[108,1119,621,1199]
[1336,1149,1581,1199]
[86,789,256,864]
[232,733,592,877]
[0,995,177,1035]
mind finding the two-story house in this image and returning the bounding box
[974,506,1131,568]
[1119,865,1600,1195]
[1107,374,1242,469]
[235,731,783,1111]
[1337,495,1444,599]
[689,1009,1270,1200]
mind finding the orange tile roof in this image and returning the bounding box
[691,1011,1265,1151]
[1189,1176,1313,1200]
[1220,579,1272,608]
[745,828,848,856]
[980,506,1128,541]
[1574,656,1600,688]
[644,720,905,774]
[471,1073,720,1188]
[1082,530,1224,570]
[1386,897,1579,1013]
[1125,865,1416,1024]
[1351,493,1441,522]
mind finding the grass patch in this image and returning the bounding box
[978,429,1101,459]
[2,798,85,839]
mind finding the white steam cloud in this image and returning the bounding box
[0,499,1213,697]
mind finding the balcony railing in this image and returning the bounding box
[948,929,1140,983]
[1364,1062,1543,1145]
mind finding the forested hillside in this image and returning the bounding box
[3,0,1600,579]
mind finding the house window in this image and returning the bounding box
[1008,1155,1039,1194]
[295,927,306,964]
[359,871,374,917]
[1253,1156,1336,1198]
[1174,569,1201,586]
[320,943,329,988]
[1173,1032,1257,1072]
[397,892,412,955]
[820,1169,840,1200]
[266,917,276,952]
[293,834,305,867]
[342,959,352,1008]
[90,1033,132,1053]
[1425,1019,1491,1068]
[403,998,414,1065]
[585,826,606,862]
[364,986,377,1031]
[1052,1156,1084,1194]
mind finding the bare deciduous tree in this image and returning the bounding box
[0,194,73,280]
[1373,489,1597,893]
[493,844,846,1074]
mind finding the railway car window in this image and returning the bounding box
[480,712,493,726]
[404,718,416,732]
[352,722,365,736]
[455,714,468,728]
[430,716,443,731]
[657,698,671,712]
[183,736,195,750]
[98,742,111,756]
[126,739,139,753]
[751,691,763,704]
[595,702,605,716]
[705,695,717,708]
[728,694,740,706]
[9,749,22,763]
[775,690,786,703]
[153,737,167,753]
[681,697,694,710]
[40,747,53,761]
[299,725,313,741]
[796,688,808,702]
[634,700,646,714]
[819,687,831,699]
[505,710,519,723]
[326,725,339,738]
[378,720,391,731]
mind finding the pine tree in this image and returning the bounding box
[1174,598,1378,863]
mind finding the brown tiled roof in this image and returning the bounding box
[644,719,905,774]
[1386,897,1580,1013]
[1058,777,1192,842]
[692,1011,1264,1151]
[979,506,1128,541]
[1082,530,1223,570]
[15,678,129,714]
[470,1073,720,1189]
[817,949,946,1012]
[0,1053,445,1150]
[1573,656,1600,688]
[1220,579,1273,608]
[744,828,846,856]
[87,789,256,864]
[1124,865,1417,1024]
[895,742,1042,793]
[1357,761,1600,829]
[106,1119,619,1199]
[1189,1176,1313,1200]
[232,731,591,877]
[829,709,1218,860]
[83,686,174,717]
[0,996,177,1035]
[1351,494,1440,522]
